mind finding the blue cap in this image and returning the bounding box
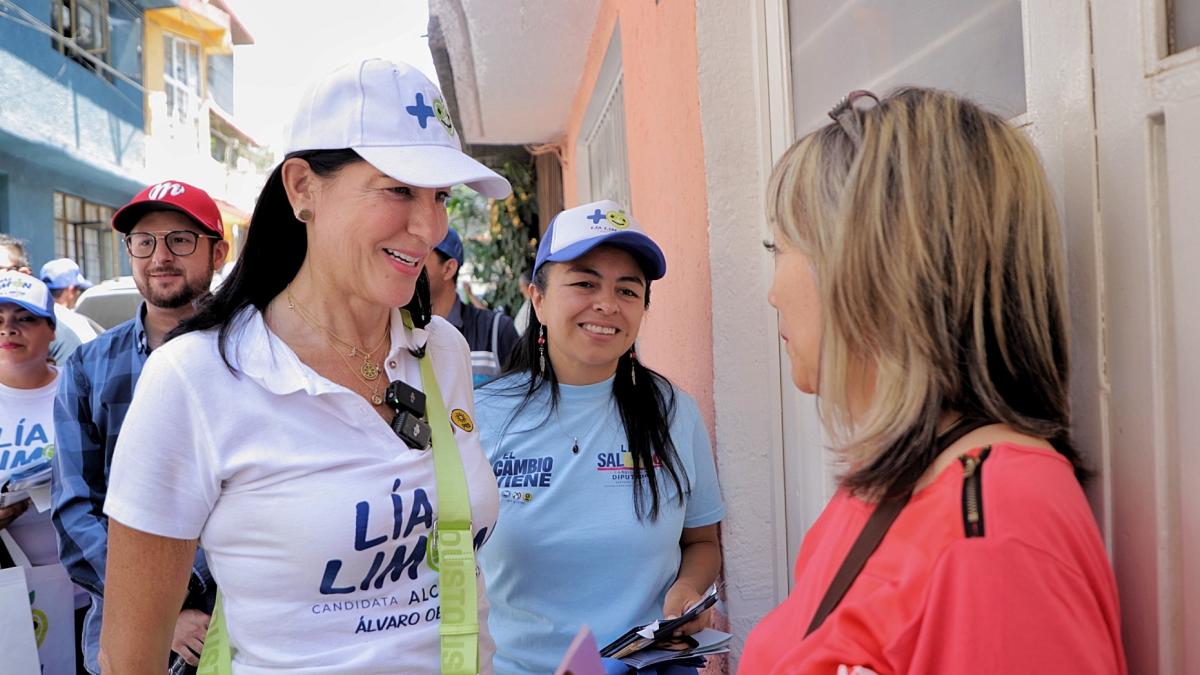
[435,228,465,266]
[534,200,666,280]
[39,258,93,291]
[0,271,56,326]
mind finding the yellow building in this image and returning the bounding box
[142,0,263,261]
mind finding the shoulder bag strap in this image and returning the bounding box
[407,310,479,675]
[804,417,995,636]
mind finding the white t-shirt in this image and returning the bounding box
[105,309,500,674]
[1,370,60,566]
[0,370,89,607]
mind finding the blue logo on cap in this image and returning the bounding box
[406,93,437,129]
[0,277,33,291]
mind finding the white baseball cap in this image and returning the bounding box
[284,58,511,199]
[0,271,56,326]
[534,200,666,280]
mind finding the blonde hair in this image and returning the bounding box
[767,87,1081,497]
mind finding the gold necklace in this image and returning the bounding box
[286,288,388,382]
[324,333,386,406]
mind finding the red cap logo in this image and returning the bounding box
[146,181,187,201]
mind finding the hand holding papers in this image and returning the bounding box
[0,459,51,509]
[599,584,732,667]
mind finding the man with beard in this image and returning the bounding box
[51,180,228,674]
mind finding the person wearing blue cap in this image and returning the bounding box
[0,271,87,671]
[474,200,725,674]
[0,237,83,363]
[39,258,102,343]
[427,228,519,386]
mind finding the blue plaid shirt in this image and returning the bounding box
[51,305,213,674]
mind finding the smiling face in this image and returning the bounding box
[767,232,823,394]
[298,160,450,308]
[128,211,226,309]
[0,303,53,371]
[532,245,648,385]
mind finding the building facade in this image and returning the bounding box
[0,0,263,279]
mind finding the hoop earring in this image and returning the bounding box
[629,347,638,386]
[537,325,547,376]
[297,208,313,222]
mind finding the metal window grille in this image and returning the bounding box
[163,32,202,127]
[51,0,110,72]
[53,191,119,281]
[582,75,631,210]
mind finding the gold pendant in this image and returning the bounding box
[361,360,380,381]
[371,393,383,406]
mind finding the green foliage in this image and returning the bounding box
[448,159,538,315]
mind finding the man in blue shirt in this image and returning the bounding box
[51,180,229,674]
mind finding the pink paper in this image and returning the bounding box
[555,625,605,675]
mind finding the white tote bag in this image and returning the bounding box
[0,529,76,675]
[0,555,42,674]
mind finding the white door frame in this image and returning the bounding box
[1089,0,1200,671]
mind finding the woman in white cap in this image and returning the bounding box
[100,59,511,674]
[0,272,87,664]
[474,202,724,674]
[0,271,59,531]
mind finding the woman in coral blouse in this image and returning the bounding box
[740,87,1126,674]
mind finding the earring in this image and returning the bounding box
[297,208,313,222]
[537,325,547,376]
[629,347,638,386]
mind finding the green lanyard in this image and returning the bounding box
[199,312,478,673]
[416,317,479,675]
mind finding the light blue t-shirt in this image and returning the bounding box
[475,374,724,675]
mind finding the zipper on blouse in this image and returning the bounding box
[959,445,992,538]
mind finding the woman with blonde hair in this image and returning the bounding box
[740,88,1126,673]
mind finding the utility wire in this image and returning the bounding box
[0,0,146,94]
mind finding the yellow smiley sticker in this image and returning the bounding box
[450,409,475,432]
[606,210,630,229]
[433,98,456,135]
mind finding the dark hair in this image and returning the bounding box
[492,260,688,521]
[172,149,433,359]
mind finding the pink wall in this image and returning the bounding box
[561,0,715,431]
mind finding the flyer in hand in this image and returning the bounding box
[599,584,731,666]
[0,459,52,508]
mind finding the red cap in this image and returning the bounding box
[111,180,224,237]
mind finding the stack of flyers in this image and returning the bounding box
[617,628,731,669]
[0,459,52,508]
[600,584,731,667]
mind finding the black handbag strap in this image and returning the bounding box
[804,417,995,636]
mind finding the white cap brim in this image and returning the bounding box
[354,145,512,199]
